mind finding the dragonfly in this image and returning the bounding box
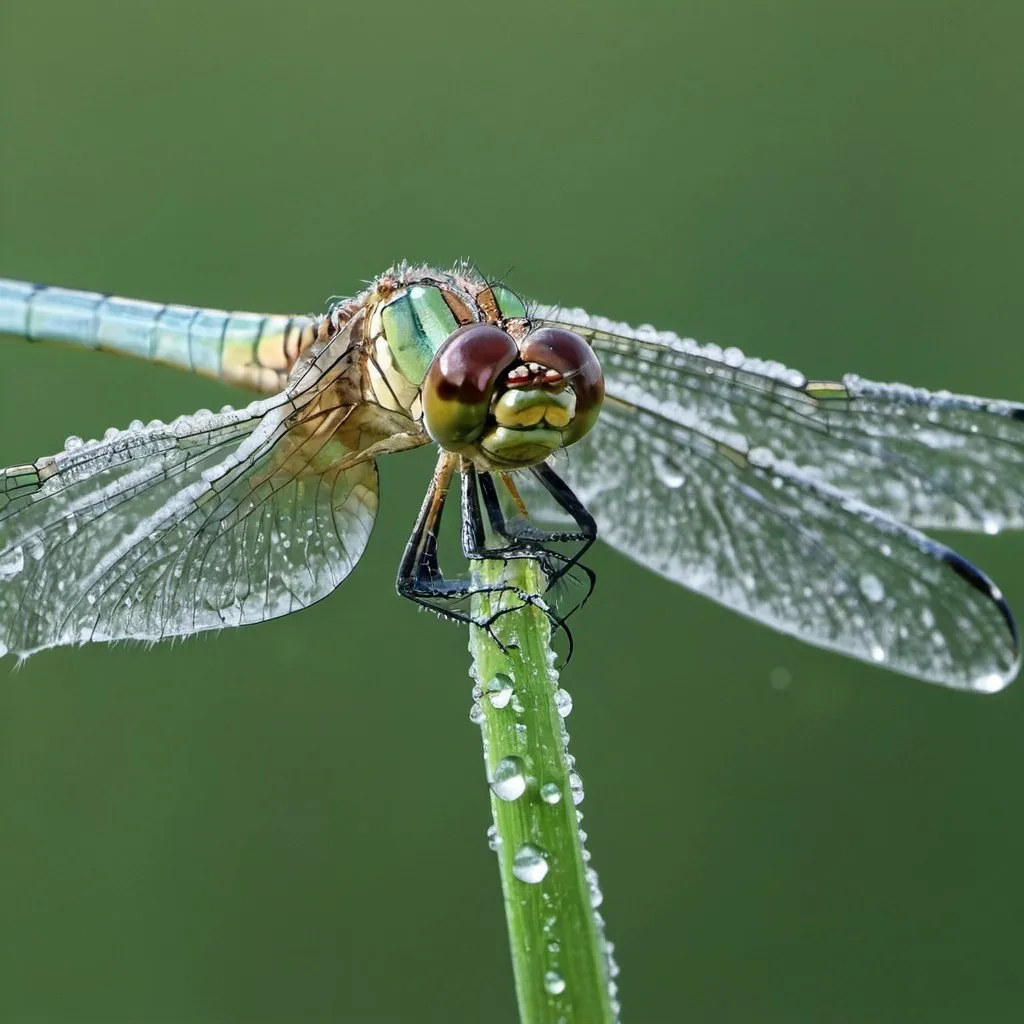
[0,263,1021,693]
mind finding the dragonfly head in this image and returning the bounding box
[422,323,604,469]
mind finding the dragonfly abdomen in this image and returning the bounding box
[0,278,317,394]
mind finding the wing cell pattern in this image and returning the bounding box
[0,397,377,658]
[524,307,1021,690]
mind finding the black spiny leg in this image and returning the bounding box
[462,462,598,623]
[397,452,534,628]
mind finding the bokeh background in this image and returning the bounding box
[2,1,1024,1021]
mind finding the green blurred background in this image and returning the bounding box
[2,1,1023,1021]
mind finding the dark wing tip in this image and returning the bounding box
[941,549,1020,691]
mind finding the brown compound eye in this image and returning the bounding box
[422,323,519,451]
[520,327,605,445]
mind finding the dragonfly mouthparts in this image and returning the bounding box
[505,362,565,389]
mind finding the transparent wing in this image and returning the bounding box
[0,395,378,658]
[522,397,1019,691]
[534,306,1024,534]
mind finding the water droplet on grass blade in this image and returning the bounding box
[544,970,566,995]
[540,782,562,805]
[554,688,573,717]
[490,756,527,801]
[486,672,514,708]
[568,772,585,805]
[512,844,549,884]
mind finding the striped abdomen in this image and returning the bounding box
[0,279,319,394]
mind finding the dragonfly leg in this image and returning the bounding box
[397,451,538,637]
[462,463,597,594]
[460,463,598,640]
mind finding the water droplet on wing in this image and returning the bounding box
[859,573,885,603]
[0,546,25,581]
[974,672,1007,694]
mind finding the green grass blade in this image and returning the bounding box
[470,558,618,1023]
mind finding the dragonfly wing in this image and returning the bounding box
[0,395,378,658]
[522,398,1019,691]
[535,307,1024,533]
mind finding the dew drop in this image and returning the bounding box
[512,844,549,884]
[540,782,562,805]
[652,452,686,489]
[65,513,77,537]
[490,756,527,801]
[0,546,25,581]
[469,702,485,725]
[486,824,502,851]
[486,672,514,708]
[544,970,566,995]
[568,771,585,805]
[870,644,886,663]
[974,672,1006,694]
[554,688,573,718]
[63,435,83,451]
[103,426,120,441]
[128,419,144,431]
[859,573,885,603]
[0,639,7,658]
[747,445,775,469]
[983,518,1001,536]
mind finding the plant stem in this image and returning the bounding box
[470,558,617,1024]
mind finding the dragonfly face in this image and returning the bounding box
[364,272,604,469]
[0,262,1021,693]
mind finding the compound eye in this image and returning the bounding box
[520,327,605,445]
[423,324,519,450]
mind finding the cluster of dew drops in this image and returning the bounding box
[469,650,621,1018]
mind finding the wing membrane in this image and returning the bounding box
[523,396,1018,691]
[0,395,377,658]
[535,306,1024,533]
